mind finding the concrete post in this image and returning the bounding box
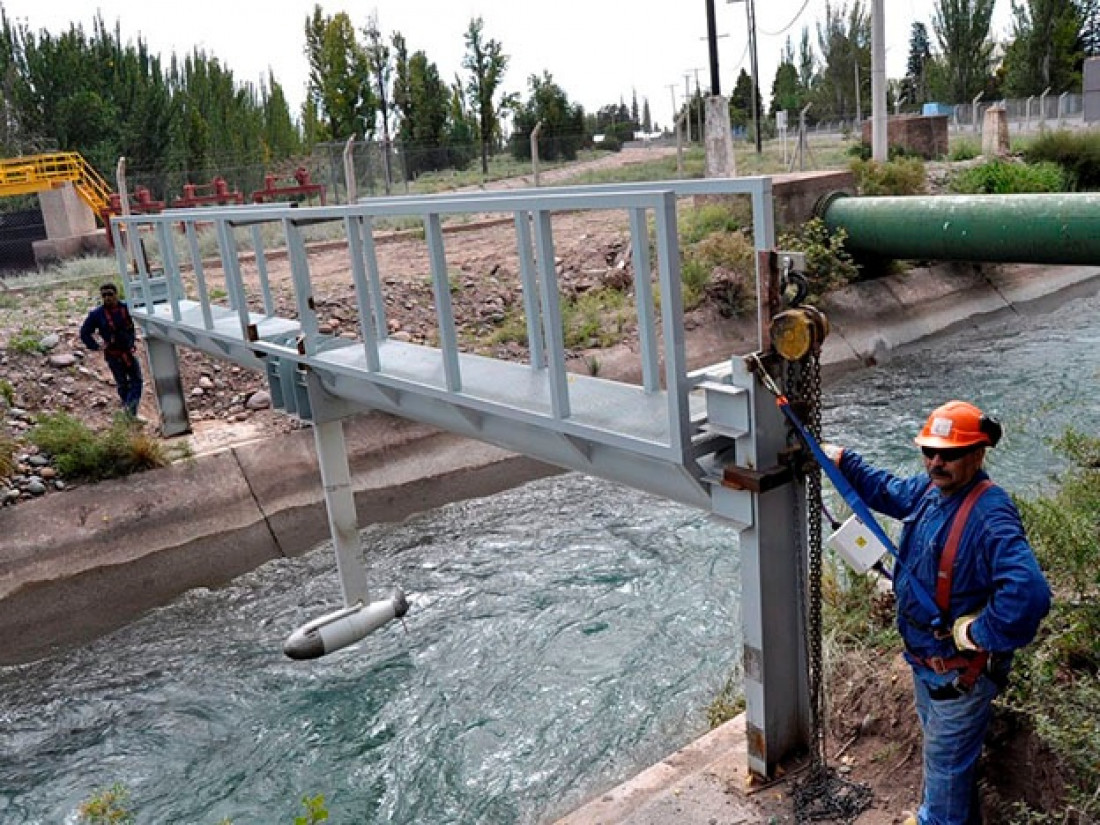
[704,96,737,178]
[981,106,1010,157]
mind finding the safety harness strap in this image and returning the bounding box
[935,479,993,611]
[921,478,994,689]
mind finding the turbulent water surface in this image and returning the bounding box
[1,288,1098,824]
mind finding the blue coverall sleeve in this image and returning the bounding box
[966,489,1052,653]
[837,449,928,521]
[80,309,101,350]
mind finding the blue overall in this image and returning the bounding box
[80,302,143,416]
[836,451,1050,825]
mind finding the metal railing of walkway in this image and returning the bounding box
[0,151,112,218]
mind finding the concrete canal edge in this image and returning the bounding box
[1,261,1097,672]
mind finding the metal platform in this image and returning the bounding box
[115,178,779,522]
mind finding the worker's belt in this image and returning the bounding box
[909,650,991,700]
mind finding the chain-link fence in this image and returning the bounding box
[0,208,46,274]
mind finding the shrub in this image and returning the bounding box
[78,783,134,824]
[848,156,927,196]
[1007,430,1100,818]
[8,326,44,354]
[30,412,168,481]
[1023,129,1100,190]
[675,203,755,313]
[0,434,15,477]
[947,158,1067,194]
[948,138,981,161]
[777,218,861,300]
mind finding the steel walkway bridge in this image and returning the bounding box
[112,176,809,779]
[0,151,112,219]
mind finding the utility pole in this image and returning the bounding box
[871,0,887,161]
[729,0,761,153]
[706,0,721,94]
[684,73,694,142]
[668,84,679,134]
[855,61,861,125]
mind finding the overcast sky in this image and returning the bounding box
[0,1,1015,129]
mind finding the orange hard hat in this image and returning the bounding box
[914,400,996,449]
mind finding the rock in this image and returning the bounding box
[245,391,271,410]
[39,333,60,351]
[190,387,205,397]
[48,353,78,368]
[25,478,46,496]
[198,376,215,390]
[39,467,57,480]
[26,455,49,467]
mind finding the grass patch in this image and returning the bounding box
[0,433,15,477]
[949,137,981,162]
[947,158,1067,194]
[8,326,45,354]
[561,287,632,349]
[0,378,15,406]
[29,412,169,481]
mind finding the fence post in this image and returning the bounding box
[531,120,544,187]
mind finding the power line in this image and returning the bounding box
[757,0,813,37]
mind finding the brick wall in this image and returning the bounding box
[860,115,949,159]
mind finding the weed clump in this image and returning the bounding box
[29,412,167,481]
[948,158,1067,194]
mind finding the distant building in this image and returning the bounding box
[1085,58,1100,123]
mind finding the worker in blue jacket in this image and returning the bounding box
[824,400,1050,825]
[80,282,143,417]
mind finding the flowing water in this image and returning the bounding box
[2,289,1099,824]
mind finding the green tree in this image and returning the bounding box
[904,21,933,104]
[261,71,301,158]
[770,39,805,116]
[798,26,816,93]
[462,16,512,174]
[1002,0,1083,96]
[303,5,374,141]
[814,1,870,122]
[392,39,454,175]
[730,67,762,129]
[511,71,585,161]
[931,0,996,102]
[363,11,393,151]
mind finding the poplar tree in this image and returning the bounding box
[1002,0,1084,96]
[462,16,511,174]
[931,0,996,102]
[303,5,374,141]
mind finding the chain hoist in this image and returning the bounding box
[750,253,872,824]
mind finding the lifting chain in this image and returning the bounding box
[780,332,872,824]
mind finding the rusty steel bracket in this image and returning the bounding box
[722,462,793,493]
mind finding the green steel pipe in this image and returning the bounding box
[818,193,1100,265]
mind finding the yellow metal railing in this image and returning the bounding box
[0,151,113,218]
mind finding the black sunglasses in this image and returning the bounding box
[921,445,978,462]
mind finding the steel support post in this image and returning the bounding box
[144,336,191,437]
[729,356,810,778]
[312,411,368,607]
